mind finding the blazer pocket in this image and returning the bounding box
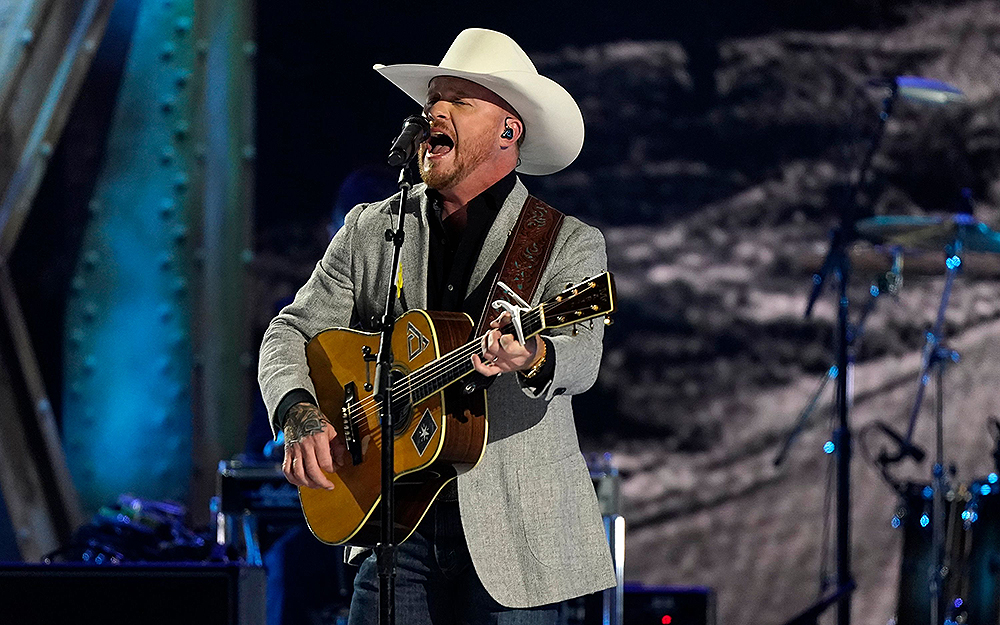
[517,454,593,570]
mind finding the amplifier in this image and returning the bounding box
[624,584,716,625]
[0,563,265,625]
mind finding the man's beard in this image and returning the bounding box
[418,129,493,190]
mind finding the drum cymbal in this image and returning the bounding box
[856,214,1000,254]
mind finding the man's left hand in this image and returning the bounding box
[471,312,542,376]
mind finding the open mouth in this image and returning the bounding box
[427,132,454,157]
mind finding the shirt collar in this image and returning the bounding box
[425,169,518,214]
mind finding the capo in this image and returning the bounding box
[491,281,531,345]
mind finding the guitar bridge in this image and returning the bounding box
[341,382,363,465]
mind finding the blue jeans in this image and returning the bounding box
[348,501,559,625]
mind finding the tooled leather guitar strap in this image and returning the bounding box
[473,195,565,337]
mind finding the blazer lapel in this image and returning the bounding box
[398,188,429,311]
[465,177,529,298]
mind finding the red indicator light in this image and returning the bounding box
[661,616,672,625]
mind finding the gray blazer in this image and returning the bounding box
[258,177,615,608]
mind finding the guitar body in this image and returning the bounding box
[300,310,488,546]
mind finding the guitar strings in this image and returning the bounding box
[345,308,542,427]
[341,308,546,441]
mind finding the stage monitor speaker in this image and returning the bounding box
[0,563,265,625]
[624,584,716,625]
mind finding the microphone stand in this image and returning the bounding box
[799,82,899,625]
[374,164,414,625]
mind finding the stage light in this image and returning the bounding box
[891,516,901,529]
[920,514,930,527]
[989,473,998,484]
[661,616,672,624]
[981,484,991,496]
[823,441,835,454]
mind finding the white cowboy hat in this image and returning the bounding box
[373,28,584,176]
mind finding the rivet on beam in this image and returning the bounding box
[69,327,85,345]
[173,277,187,294]
[83,354,96,373]
[82,302,98,320]
[19,29,33,46]
[240,249,253,265]
[70,276,85,292]
[174,16,192,36]
[88,199,101,215]
[82,250,99,268]
[159,198,175,218]
[161,97,176,114]
[242,145,256,160]
[39,142,53,158]
[174,70,190,89]
[158,252,174,270]
[160,42,175,61]
[243,41,257,59]
[160,146,176,165]
[173,225,188,242]
[173,173,189,192]
[83,38,97,54]
[174,120,189,141]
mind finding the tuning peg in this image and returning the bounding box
[604,316,613,326]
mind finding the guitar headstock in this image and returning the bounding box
[541,272,617,329]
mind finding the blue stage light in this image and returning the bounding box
[981,484,992,496]
[823,441,835,454]
[870,285,880,297]
[989,473,998,484]
[891,516,901,529]
[923,486,934,499]
[961,510,970,521]
[946,255,961,270]
[954,598,963,608]
[920,514,930,527]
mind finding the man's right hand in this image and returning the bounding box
[282,402,347,490]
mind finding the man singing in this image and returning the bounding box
[258,28,614,624]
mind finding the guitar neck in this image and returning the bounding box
[401,307,546,403]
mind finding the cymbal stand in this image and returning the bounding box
[888,242,963,625]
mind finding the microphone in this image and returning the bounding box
[868,76,967,105]
[875,421,926,464]
[387,115,431,167]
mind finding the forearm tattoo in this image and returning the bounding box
[283,403,330,446]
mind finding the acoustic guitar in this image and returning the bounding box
[299,272,616,546]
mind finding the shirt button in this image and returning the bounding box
[447,284,454,292]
